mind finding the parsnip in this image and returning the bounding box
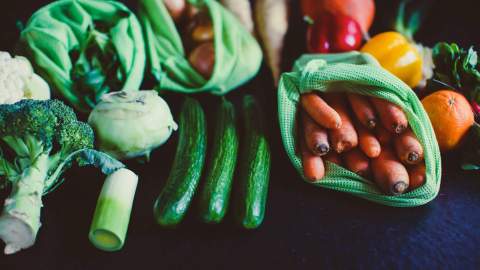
[255,0,289,85]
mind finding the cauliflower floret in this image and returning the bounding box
[0,51,50,104]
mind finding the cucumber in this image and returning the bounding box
[235,95,271,229]
[199,98,239,223]
[153,97,207,227]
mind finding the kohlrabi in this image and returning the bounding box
[88,90,177,160]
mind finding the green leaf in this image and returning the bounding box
[431,42,480,105]
[43,149,125,194]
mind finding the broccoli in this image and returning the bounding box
[0,99,124,254]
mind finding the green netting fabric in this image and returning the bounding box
[138,0,262,95]
[278,52,442,207]
[19,0,145,112]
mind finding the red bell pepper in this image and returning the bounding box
[306,12,363,53]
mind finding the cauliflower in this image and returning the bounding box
[0,51,50,104]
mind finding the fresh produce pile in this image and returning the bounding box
[0,0,269,255]
[0,0,479,257]
[299,92,426,195]
[278,52,441,207]
[0,99,131,254]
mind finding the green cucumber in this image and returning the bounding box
[199,98,239,223]
[235,95,271,229]
[153,97,207,227]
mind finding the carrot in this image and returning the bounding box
[343,148,371,177]
[394,128,424,165]
[347,93,377,129]
[356,123,381,158]
[255,0,288,85]
[370,97,408,134]
[375,125,392,146]
[302,111,330,156]
[324,151,342,166]
[221,0,254,33]
[408,163,426,191]
[324,94,358,153]
[300,138,325,182]
[300,93,342,129]
[371,147,410,195]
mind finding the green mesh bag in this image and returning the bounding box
[138,0,262,95]
[19,0,146,113]
[278,52,442,207]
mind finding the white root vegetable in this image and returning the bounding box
[221,0,254,33]
[254,0,289,86]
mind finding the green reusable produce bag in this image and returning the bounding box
[278,52,442,207]
[138,0,262,95]
[19,0,146,113]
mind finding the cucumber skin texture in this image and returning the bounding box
[153,97,207,227]
[199,99,239,223]
[236,95,271,229]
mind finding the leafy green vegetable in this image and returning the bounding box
[71,24,126,109]
[0,99,124,255]
[432,42,480,104]
[19,0,146,113]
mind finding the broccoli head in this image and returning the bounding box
[0,99,94,185]
[0,99,95,254]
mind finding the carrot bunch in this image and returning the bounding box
[299,92,426,196]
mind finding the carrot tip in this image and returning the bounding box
[367,119,376,129]
[315,144,330,155]
[408,152,419,162]
[391,182,408,195]
[393,124,407,134]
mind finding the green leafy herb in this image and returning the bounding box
[431,42,480,104]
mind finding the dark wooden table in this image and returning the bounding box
[1,0,479,269]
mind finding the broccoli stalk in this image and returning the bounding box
[0,99,126,254]
[0,153,49,254]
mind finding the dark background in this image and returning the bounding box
[1,0,480,269]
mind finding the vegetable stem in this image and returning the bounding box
[0,153,49,255]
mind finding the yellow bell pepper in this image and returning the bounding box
[361,31,422,88]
